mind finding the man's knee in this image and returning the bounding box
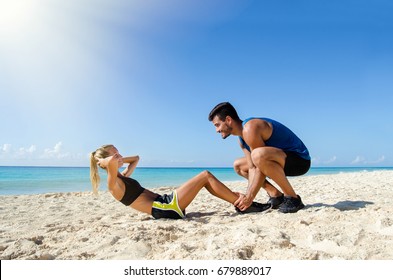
[233,159,242,174]
[234,158,248,173]
[251,147,286,173]
[251,147,270,166]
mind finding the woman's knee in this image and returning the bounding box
[200,170,212,179]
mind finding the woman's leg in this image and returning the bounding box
[175,171,239,210]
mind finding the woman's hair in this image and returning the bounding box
[90,144,115,194]
[208,102,241,122]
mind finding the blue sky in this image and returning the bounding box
[0,0,392,167]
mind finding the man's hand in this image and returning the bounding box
[234,193,252,211]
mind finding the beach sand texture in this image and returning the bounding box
[1,171,392,260]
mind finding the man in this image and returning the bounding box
[208,102,311,213]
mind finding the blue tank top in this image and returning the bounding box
[239,117,311,160]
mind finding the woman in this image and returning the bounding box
[90,144,269,219]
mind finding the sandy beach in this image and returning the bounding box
[1,170,392,260]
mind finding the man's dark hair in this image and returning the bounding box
[208,102,241,122]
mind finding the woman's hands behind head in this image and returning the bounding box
[97,153,123,169]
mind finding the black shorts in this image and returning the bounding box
[151,191,185,220]
[284,152,311,176]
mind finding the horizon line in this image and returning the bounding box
[1,165,392,169]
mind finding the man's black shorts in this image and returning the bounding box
[284,152,311,176]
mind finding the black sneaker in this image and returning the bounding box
[267,194,284,209]
[235,202,272,214]
[278,195,305,213]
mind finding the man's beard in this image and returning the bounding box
[221,126,232,139]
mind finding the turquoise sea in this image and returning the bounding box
[0,166,392,195]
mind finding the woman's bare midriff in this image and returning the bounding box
[130,189,159,214]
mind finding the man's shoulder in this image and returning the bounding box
[243,118,270,130]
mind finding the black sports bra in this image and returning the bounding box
[118,175,145,206]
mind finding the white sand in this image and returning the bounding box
[1,170,393,260]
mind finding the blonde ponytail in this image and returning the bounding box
[89,144,115,195]
[90,151,100,194]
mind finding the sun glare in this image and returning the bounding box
[0,0,36,36]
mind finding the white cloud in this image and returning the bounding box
[18,145,37,155]
[368,155,386,164]
[42,142,70,159]
[0,142,86,166]
[351,156,366,165]
[324,156,337,164]
[312,156,337,165]
[350,155,386,165]
[2,143,36,155]
[1,144,12,153]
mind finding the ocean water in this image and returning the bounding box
[0,166,392,196]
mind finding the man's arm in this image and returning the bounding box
[235,120,268,210]
[234,148,265,210]
[233,137,261,209]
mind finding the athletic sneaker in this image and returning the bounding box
[267,194,284,209]
[278,195,305,213]
[235,202,272,214]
